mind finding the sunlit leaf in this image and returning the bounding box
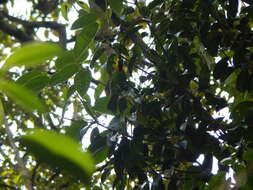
[20,129,95,185]
[2,42,63,71]
[0,80,47,113]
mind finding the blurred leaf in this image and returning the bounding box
[20,129,94,185]
[74,23,99,61]
[74,68,92,96]
[248,47,253,53]
[71,13,97,30]
[0,80,46,113]
[2,42,63,71]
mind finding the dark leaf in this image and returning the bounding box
[228,0,239,18]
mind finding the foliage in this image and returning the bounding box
[0,0,253,189]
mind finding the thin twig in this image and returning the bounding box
[31,163,40,189]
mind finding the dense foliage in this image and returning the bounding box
[0,0,253,189]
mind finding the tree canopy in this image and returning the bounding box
[0,0,253,189]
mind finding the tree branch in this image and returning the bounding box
[0,10,67,47]
[0,20,33,42]
[4,118,33,190]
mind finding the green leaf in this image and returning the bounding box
[0,80,46,113]
[108,0,123,15]
[0,99,4,125]
[50,64,79,85]
[93,146,109,164]
[20,129,94,185]
[76,1,90,12]
[243,149,253,162]
[148,0,163,9]
[71,13,98,30]
[91,47,105,67]
[74,23,99,61]
[16,71,49,92]
[205,172,226,190]
[248,47,253,53]
[55,51,76,70]
[65,120,88,142]
[74,68,92,96]
[61,2,71,20]
[2,42,63,71]
[93,96,113,115]
[93,0,107,11]
[232,101,253,122]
